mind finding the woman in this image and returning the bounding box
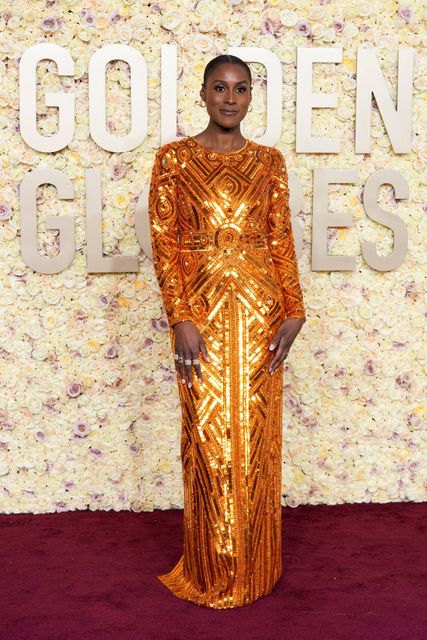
[148,54,306,609]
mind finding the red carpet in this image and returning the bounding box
[1,502,426,640]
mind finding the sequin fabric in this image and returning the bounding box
[148,136,306,609]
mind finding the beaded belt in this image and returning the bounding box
[178,225,269,253]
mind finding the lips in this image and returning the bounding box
[220,109,238,114]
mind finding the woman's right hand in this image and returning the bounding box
[173,321,210,387]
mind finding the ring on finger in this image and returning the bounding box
[192,358,200,364]
[184,359,192,365]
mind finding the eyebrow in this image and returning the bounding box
[212,79,249,84]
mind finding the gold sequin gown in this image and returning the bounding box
[148,135,306,609]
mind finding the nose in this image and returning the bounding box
[224,89,236,104]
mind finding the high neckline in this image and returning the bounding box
[189,136,250,155]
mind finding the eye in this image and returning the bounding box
[214,85,247,92]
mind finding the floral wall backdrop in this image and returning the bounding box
[0,0,425,514]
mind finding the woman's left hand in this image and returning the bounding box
[268,317,306,374]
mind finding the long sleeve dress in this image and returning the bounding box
[148,135,306,609]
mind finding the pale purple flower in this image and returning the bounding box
[90,492,104,500]
[395,373,411,390]
[74,309,88,321]
[98,294,111,308]
[314,348,326,357]
[55,501,68,512]
[109,11,121,24]
[163,370,176,383]
[35,430,46,441]
[130,442,140,454]
[296,19,311,37]
[285,396,303,415]
[408,413,423,428]
[302,416,316,430]
[405,280,418,299]
[261,19,276,36]
[398,6,414,21]
[0,203,12,221]
[106,345,118,358]
[363,359,376,375]
[111,164,126,181]
[64,480,75,489]
[40,16,59,32]
[66,382,83,398]
[392,341,408,349]
[333,19,345,33]
[90,447,102,458]
[46,0,56,6]
[151,317,170,332]
[422,202,427,214]
[45,462,54,475]
[82,10,96,26]
[73,420,90,437]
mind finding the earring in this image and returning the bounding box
[200,100,206,107]
[248,104,253,112]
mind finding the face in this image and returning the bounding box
[200,63,252,127]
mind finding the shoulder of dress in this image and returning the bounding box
[250,142,282,161]
[267,145,282,159]
[157,137,190,152]
[155,140,179,156]
[155,137,191,161]
[269,147,287,171]
[153,140,181,173]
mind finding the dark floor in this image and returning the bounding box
[1,501,426,640]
